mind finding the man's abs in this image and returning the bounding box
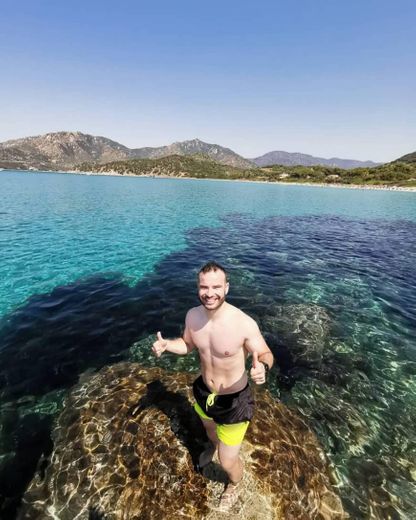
[200,367,248,395]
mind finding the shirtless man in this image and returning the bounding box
[152,261,274,508]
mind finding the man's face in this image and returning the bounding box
[198,269,229,311]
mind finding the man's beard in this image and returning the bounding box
[198,294,226,311]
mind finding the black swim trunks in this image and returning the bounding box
[192,375,255,424]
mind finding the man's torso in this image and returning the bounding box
[187,303,249,394]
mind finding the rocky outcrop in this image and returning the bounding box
[19,363,345,520]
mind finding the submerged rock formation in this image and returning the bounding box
[262,304,331,370]
[19,363,345,519]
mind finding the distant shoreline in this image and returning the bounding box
[3,168,416,192]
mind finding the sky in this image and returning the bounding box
[1,0,415,162]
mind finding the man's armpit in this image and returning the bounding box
[182,326,195,351]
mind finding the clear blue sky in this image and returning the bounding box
[1,0,415,161]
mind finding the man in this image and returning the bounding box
[152,261,274,509]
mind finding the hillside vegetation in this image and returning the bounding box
[262,161,416,187]
[396,151,416,164]
[76,155,416,187]
[77,155,258,180]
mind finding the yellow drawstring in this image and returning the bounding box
[206,392,217,411]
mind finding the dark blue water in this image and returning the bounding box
[0,171,415,518]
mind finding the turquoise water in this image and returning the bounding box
[0,170,416,519]
[1,171,415,318]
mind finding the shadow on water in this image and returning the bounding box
[1,213,415,518]
[0,273,194,517]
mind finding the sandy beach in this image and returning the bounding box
[68,169,416,192]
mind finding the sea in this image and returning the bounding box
[0,170,415,519]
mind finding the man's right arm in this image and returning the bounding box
[164,337,191,355]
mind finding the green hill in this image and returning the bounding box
[395,151,416,164]
[77,154,259,180]
[76,154,416,188]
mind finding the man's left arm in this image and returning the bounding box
[244,318,274,384]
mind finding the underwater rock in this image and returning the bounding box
[19,363,345,520]
[262,304,331,370]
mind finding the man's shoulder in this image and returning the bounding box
[186,305,203,321]
[227,304,258,326]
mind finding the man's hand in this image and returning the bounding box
[250,352,266,384]
[152,331,168,358]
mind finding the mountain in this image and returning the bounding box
[0,131,386,171]
[250,151,381,169]
[131,138,255,169]
[0,131,131,170]
[395,151,416,163]
[0,133,254,170]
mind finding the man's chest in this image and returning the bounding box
[190,321,246,357]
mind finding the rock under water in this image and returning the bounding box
[262,304,331,370]
[19,363,345,519]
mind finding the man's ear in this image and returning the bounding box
[225,282,230,295]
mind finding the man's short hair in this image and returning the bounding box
[198,261,228,281]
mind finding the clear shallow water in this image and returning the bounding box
[0,170,415,518]
[2,171,415,319]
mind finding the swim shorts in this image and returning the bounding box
[192,375,254,446]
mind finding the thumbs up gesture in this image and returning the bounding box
[250,352,266,385]
[152,331,168,358]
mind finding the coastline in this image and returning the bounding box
[3,167,416,192]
